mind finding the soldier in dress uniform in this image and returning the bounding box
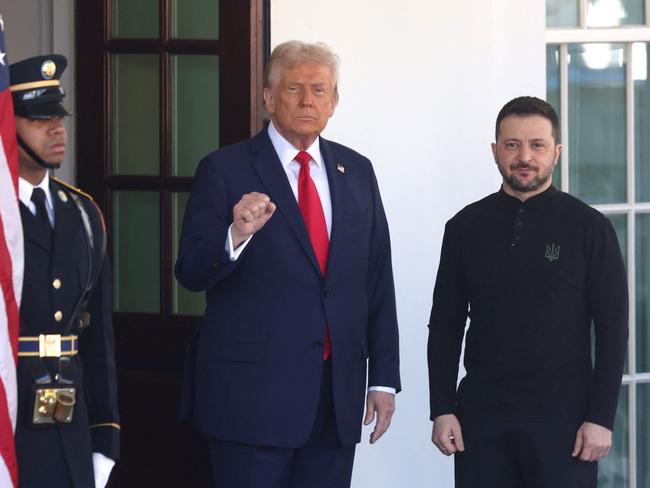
[10,55,119,487]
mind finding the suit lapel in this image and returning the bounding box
[320,139,346,279]
[50,181,81,269]
[19,202,51,252]
[249,130,322,276]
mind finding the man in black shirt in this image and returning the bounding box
[427,96,628,488]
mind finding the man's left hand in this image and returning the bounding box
[363,391,395,444]
[571,421,612,462]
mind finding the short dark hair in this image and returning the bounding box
[495,96,560,143]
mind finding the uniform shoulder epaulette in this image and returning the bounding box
[51,176,106,232]
[51,176,95,202]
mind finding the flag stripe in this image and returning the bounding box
[0,90,21,322]
[0,346,16,487]
[0,221,18,416]
[0,456,13,488]
[0,20,22,487]
[0,212,22,360]
[0,93,21,427]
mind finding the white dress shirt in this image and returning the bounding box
[226,121,331,259]
[19,173,116,487]
[18,173,55,226]
[225,123,395,396]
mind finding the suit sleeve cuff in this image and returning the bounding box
[368,386,396,395]
[90,422,121,461]
[226,224,253,261]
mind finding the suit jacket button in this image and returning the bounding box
[54,311,63,322]
[312,341,323,348]
[52,278,62,290]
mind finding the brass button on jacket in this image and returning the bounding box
[54,311,63,322]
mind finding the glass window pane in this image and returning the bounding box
[113,191,160,313]
[172,55,219,177]
[547,44,562,190]
[547,0,579,27]
[554,160,563,192]
[587,0,645,27]
[637,213,650,372]
[598,385,629,488]
[634,43,650,203]
[113,0,159,38]
[113,55,160,175]
[608,213,628,373]
[172,0,219,39]
[609,214,628,268]
[638,382,650,487]
[172,193,205,315]
[568,43,626,204]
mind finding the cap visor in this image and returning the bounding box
[20,102,70,119]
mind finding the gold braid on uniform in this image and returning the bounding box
[51,176,107,232]
[89,422,121,430]
[51,176,94,200]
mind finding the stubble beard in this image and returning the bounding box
[500,163,553,193]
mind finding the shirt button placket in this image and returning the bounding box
[511,206,525,247]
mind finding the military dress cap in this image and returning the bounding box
[9,54,70,119]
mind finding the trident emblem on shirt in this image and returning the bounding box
[545,243,560,262]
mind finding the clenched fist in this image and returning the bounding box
[232,192,276,248]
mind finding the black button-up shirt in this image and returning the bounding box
[428,185,628,430]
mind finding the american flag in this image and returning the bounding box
[0,13,21,488]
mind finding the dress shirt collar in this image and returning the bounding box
[267,121,323,169]
[19,172,53,212]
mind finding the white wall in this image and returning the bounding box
[272,1,546,486]
[1,1,547,484]
[0,0,75,184]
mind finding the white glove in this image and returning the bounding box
[92,452,115,488]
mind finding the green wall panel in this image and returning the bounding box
[172,0,219,39]
[113,55,160,175]
[113,0,159,38]
[172,55,219,177]
[173,193,206,315]
[113,191,160,313]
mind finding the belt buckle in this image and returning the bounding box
[39,334,61,358]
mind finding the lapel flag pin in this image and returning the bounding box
[337,163,345,174]
[57,190,68,203]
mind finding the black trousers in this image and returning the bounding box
[455,418,598,488]
[209,360,355,488]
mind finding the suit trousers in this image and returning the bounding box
[454,418,598,488]
[209,360,356,488]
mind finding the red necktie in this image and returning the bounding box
[295,150,331,359]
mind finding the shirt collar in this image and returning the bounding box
[267,121,323,170]
[497,184,558,210]
[19,172,53,209]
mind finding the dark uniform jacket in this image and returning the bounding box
[16,177,119,487]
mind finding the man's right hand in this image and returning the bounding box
[432,414,465,456]
[232,192,276,248]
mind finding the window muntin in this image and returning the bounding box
[546,5,650,487]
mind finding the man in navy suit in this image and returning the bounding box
[175,40,400,487]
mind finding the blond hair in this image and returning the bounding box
[264,40,340,104]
